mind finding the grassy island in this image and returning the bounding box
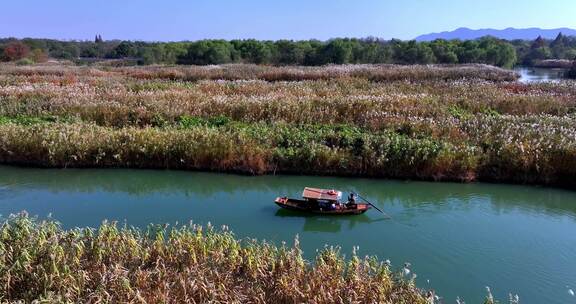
[0,63,574,187]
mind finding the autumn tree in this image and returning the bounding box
[2,41,30,61]
[30,49,49,63]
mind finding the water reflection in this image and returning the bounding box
[274,209,387,233]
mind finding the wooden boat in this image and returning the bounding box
[275,187,371,215]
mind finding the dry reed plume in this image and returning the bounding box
[0,213,428,303]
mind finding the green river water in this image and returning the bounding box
[0,165,575,303]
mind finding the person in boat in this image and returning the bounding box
[347,192,357,208]
[317,200,337,211]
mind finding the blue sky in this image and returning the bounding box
[2,0,575,41]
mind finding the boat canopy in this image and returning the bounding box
[302,187,342,201]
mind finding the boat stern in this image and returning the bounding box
[275,197,288,206]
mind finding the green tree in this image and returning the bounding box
[430,40,458,64]
[320,39,353,64]
[112,41,137,58]
[531,36,546,49]
[273,40,316,65]
[233,40,273,64]
[551,33,570,59]
[181,40,234,65]
[479,38,516,68]
[525,46,552,65]
[392,40,436,64]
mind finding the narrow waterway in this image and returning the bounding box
[0,166,575,303]
[514,66,568,83]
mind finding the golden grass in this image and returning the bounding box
[0,213,428,303]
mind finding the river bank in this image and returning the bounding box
[0,118,575,188]
[531,59,573,69]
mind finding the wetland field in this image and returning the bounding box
[1,63,575,303]
[0,63,574,187]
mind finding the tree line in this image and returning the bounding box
[1,34,575,68]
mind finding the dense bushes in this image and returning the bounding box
[5,34,576,67]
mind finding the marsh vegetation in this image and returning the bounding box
[0,213,429,303]
[0,63,574,187]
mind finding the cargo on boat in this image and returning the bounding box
[275,187,371,215]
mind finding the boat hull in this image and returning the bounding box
[275,197,370,215]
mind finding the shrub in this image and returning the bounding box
[29,49,49,63]
[15,58,34,66]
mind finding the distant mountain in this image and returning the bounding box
[415,27,576,41]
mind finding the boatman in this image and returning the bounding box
[347,192,357,208]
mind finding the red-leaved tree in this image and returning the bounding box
[3,41,30,61]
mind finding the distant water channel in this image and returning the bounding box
[514,66,568,83]
[0,166,575,303]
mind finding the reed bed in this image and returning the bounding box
[0,213,428,303]
[0,63,519,82]
[0,63,574,187]
[0,120,573,186]
[0,72,573,130]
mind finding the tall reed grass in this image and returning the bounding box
[0,70,572,130]
[0,121,573,186]
[0,63,519,82]
[0,213,428,303]
[0,213,527,303]
[0,63,574,187]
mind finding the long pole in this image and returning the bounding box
[352,191,392,219]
